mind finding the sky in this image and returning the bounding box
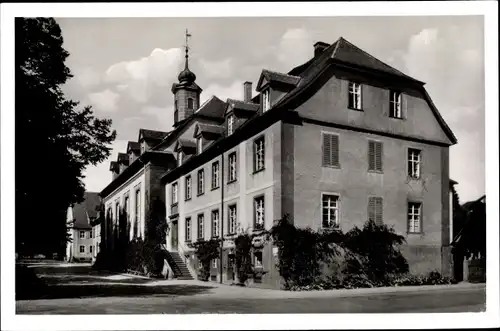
[57,16,485,203]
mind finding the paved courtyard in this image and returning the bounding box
[16,263,486,314]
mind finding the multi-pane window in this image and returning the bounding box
[228,205,237,234]
[185,176,192,200]
[322,194,339,228]
[368,140,383,172]
[348,82,362,110]
[253,136,265,172]
[177,152,183,167]
[390,91,402,118]
[263,89,270,112]
[212,210,220,238]
[197,214,204,240]
[187,98,194,110]
[408,202,422,233]
[135,188,141,238]
[115,203,120,224]
[212,258,218,268]
[79,245,85,253]
[322,133,340,167]
[408,148,421,179]
[185,217,192,242]
[228,152,237,182]
[228,115,234,135]
[197,137,203,155]
[211,161,220,189]
[254,196,265,229]
[197,169,205,195]
[172,182,178,205]
[80,231,85,239]
[368,197,383,225]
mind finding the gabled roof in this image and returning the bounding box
[138,129,170,142]
[256,69,301,92]
[71,192,101,229]
[174,138,197,152]
[117,153,129,165]
[109,161,119,171]
[226,98,260,114]
[193,123,225,138]
[127,141,140,153]
[195,95,227,119]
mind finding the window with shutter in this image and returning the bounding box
[368,141,383,172]
[368,197,383,225]
[322,133,339,167]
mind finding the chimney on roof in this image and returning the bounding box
[314,41,330,57]
[243,81,252,102]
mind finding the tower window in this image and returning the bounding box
[187,98,194,110]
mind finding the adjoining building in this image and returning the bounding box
[101,35,458,288]
[66,192,101,262]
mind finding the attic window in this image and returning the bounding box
[197,137,203,155]
[263,89,270,112]
[187,98,194,110]
[177,152,183,167]
[228,115,234,135]
[348,82,362,110]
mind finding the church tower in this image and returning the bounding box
[171,29,202,126]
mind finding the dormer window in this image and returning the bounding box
[177,152,183,167]
[197,137,203,155]
[140,143,145,154]
[390,91,402,119]
[187,98,194,110]
[228,115,234,135]
[263,89,270,112]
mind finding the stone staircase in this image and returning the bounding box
[164,250,194,280]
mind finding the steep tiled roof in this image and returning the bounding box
[195,123,225,137]
[226,98,260,112]
[195,96,227,119]
[331,38,421,83]
[263,69,300,85]
[139,129,170,141]
[127,141,140,153]
[117,153,129,165]
[71,192,100,229]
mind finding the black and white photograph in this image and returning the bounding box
[1,1,498,330]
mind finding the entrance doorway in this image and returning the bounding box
[171,220,178,250]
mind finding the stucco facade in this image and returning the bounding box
[161,36,457,288]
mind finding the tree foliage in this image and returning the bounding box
[234,233,253,284]
[192,239,220,281]
[15,18,116,256]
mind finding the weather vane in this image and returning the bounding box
[184,29,192,56]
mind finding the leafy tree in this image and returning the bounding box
[15,18,116,257]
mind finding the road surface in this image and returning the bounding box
[16,263,486,314]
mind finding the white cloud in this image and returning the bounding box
[82,139,129,193]
[88,89,120,112]
[198,58,233,79]
[105,48,184,103]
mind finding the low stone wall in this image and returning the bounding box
[463,258,486,283]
